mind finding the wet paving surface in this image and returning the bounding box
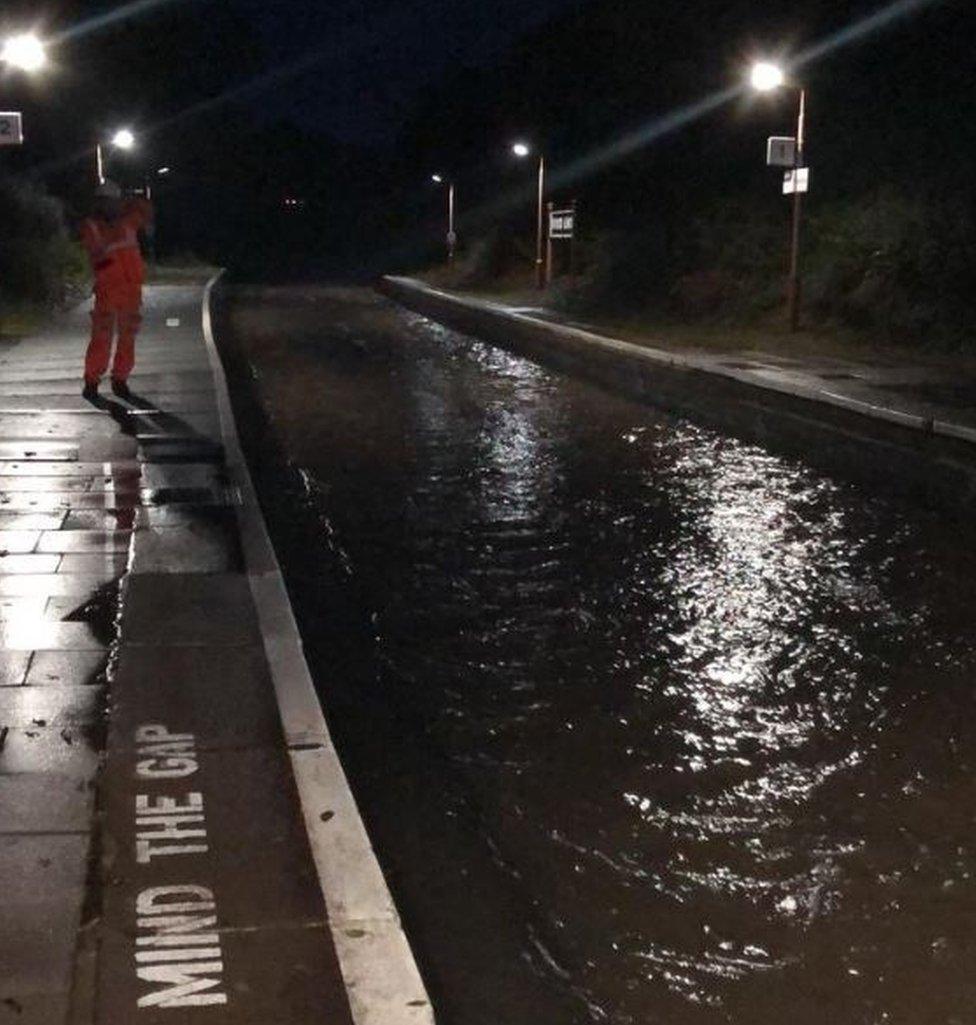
[224,285,976,1025]
[0,287,244,1021]
[2,285,360,1025]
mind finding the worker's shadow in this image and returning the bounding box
[86,390,223,461]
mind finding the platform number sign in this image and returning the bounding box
[0,112,24,146]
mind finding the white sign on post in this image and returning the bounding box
[549,209,575,239]
[766,136,796,168]
[0,112,24,146]
[783,167,810,195]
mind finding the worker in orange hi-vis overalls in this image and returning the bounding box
[79,180,153,401]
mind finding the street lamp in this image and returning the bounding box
[750,61,806,332]
[431,174,456,265]
[96,127,137,185]
[112,128,135,151]
[750,61,784,93]
[511,141,546,289]
[0,33,47,73]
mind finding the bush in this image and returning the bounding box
[0,175,86,309]
[556,220,671,315]
[454,225,522,287]
[807,190,976,346]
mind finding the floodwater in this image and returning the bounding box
[220,286,976,1025]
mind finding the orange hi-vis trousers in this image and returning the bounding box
[80,198,152,387]
[84,283,143,386]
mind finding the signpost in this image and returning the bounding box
[546,201,577,285]
[549,207,575,238]
[783,167,809,195]
[0,112,24,146]
[766,136,796,168]
[765,87,808,332]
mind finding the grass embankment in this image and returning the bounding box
[417,263,976,372]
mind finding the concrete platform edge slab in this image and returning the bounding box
[380,275,976,452]
[201,274,436,1024]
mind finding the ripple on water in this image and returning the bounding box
[284,301,976,1024]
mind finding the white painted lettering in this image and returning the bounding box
[136,962,228,1008]
[135,725,194,744]
[136,839,209,863]
[136,793,203,817]
[137,886,214,917]
[136,915,218,938]
[135,724,199,778]
[135,889,227,1009]
[136,947,222,964]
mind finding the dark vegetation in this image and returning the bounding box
[0,175,86,322]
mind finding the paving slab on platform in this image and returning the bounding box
[0,281,425,1025]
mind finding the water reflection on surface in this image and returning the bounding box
[240,290,976,1024]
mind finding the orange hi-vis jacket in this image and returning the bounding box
[80,197,153,306]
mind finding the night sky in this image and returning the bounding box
[226,0,583,143]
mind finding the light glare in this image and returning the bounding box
[431,173,443,183]
[1,33,47,72]
[751,62,785,92]
[511,142,531,158]
[112,128,136,150]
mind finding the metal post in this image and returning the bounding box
[448,182,456,265]
[535,155,546,289]
[569,200,578,280]
[546,201,554,287]
[95,142,104,185]
[787,88,806,333]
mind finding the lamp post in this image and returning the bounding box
[512,141,546,290]
[0,33,47,150]
[431,174,456,265]
[751,62,806,333]
[96,127,136,185]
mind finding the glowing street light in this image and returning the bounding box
[0,33,47,73]
[157,167,171,176]
[750,61,807,333]
[111,128,136,151]
[511,141,546,289]
[750,61,785,93]
[95,129,137,185]
[431,173,456,264]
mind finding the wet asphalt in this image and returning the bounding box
[219,284,976,1025]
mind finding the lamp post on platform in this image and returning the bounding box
[751,61,807,333]
[0,33,48,150]
[511,141,546,290]
[96,127,136,186]
[431,174,457,265]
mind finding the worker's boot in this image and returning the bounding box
[82,381,99,403]
[111,379,132,401]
